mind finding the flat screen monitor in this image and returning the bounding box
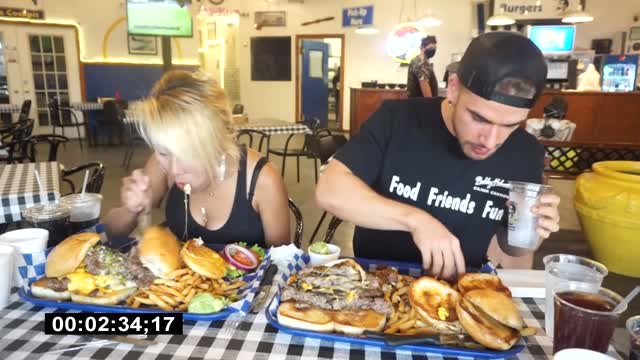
[528,25,575,54]
[127,0,193,37]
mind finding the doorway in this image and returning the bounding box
[0,22,82,136]
[295,34,345,131]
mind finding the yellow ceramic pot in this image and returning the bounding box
[575,161,640,278]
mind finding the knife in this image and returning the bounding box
[364,331,483,348]
[249,263,278,314]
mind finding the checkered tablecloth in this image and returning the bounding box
[0,162,60,224]
[0,104,21,114]
[0,290,625,359]
[237,118,311,135]
[70,103,103,111]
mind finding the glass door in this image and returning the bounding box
[1,23,82,136]
[0,25,25,125]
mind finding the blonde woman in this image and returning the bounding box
[104,71,291,247]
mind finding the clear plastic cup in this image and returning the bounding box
[0,244,14,308]
[553,286,626,354]
[0,228,48,287]
[60,193,102,233]
[628,316,640,360]
[22,203,72,247]
[543,254,607,337]
[507,181,552,249]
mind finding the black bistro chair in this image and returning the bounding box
[26,134,69,162]
[122,121,146,170]
[237,129,270,155]
[98,100,128,146]
[307,134,348,243]
[61,162,105,196]
[0,119,34,164]
[288,198,304,248]
[49,97,87,150]
[18,100,32,122]
[267,117,329,183]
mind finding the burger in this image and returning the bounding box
[180,238,227,279]
[32,227,182,305]
[456,273,511,297]
[456,289,524,350]
[135,225,182,279]
[31,232,137,304]
[277,259,390,335]
[408,276,463,334]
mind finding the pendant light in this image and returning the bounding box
[486,9,516,26]
[355,26,380,35]
[562,4,594,24]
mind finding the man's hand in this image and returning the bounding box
[409,213,466,280]
[533,193,561,239]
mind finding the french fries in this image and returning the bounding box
[126,267,245,312]
[383,272,439,336]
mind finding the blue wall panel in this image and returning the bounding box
[82,64,199,101]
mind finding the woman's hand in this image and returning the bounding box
[121,169,153,215]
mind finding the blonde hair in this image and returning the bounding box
[132,70,240,181]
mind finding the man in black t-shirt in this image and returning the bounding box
[407,36,439,98]
[316,32,561,279]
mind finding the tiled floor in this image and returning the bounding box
[45,136,638,344]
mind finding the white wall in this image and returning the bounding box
[0,0,199,63]
[232,0,473,128]
[574,0,640,53]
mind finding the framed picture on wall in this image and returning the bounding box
[128,35,157,55]
[255,11,286,27]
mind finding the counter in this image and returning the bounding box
[529,91,640,143]
[350,87,407,136]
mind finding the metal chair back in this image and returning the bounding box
[288,198,304,248]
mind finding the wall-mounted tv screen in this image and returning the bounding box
[528,25,575,54]
[127,0,193,37]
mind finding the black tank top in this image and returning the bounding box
[165,147,267,247]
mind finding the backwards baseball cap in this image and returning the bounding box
[457,32,548,109]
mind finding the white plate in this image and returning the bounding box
[496,269,546,298]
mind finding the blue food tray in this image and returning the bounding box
[18,238,268,321]
[265,257,525,359]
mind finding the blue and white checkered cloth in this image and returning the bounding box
[15,247,51,290]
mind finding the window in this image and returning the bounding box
[29,34,69,126]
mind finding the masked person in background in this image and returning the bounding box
[407,36,439,98]
[316,32,561,279]
[104,70,291,248]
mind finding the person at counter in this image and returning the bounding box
[407,36,439,98]
[104,70,291,247]
[316,32,561,279]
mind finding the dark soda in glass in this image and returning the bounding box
[553,289,625,354]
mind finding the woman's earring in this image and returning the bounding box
[218,154,226,182]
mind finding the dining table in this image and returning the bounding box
[0,104,21,114]
[0,162,60,224]
[0,275,629,359]
[236,118,311,136]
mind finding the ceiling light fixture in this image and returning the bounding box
[417,14,442,27]
[355,26,380,35]
[562,5,594,24]
[486,9,516,26]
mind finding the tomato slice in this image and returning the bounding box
[232,250,253,267]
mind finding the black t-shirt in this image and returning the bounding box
[333,97,544,268]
